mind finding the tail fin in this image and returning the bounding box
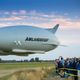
[46,24,59,34]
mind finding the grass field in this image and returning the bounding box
[0,62,55,70]
[0,62,73,80]
[0,62,56,80]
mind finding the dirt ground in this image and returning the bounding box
[0,67,75,80]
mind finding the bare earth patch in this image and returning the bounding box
[0,67,74,80]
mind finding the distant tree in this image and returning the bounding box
[30,58,34,62]
[24,60,28,62]
[35,57,39,62]
[0,58,2,62]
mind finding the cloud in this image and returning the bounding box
[0,10,80,30]
[0,16,23,21]
[59,38,80,45]
[19,10,27,14]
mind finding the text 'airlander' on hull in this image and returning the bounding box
[0,24,59,56]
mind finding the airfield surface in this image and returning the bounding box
[0,62,72,80]
[0,62,55,80]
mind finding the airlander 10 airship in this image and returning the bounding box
[0,24,59,56]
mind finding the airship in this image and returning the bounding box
[0,24,59,56]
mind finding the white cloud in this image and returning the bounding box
[0,16,23,21]
[59,38,80,45]
[0,10,80,30]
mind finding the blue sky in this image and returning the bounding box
[0,0,80,60]
[0,0,80,17]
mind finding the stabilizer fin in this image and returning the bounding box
[46,24,59,34]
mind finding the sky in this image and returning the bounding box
[0,0,80,60]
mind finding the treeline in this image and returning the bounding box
[0,57,54,63]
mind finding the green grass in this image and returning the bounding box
[0,62,55,80]
[0,75,10,80]
[0,62,55,70]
